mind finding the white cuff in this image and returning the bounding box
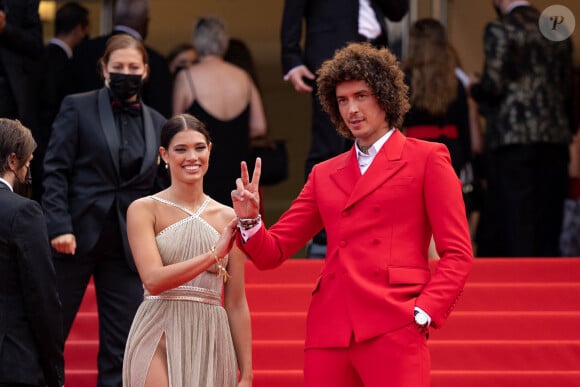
[239,220,262,242]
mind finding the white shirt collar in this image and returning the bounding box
[48,37,73,59]
[113,25,143,41]
[355,128,395,174]
[0,177,13,191]
[355,128,394,158]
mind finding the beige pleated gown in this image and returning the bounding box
[123,196,237,387]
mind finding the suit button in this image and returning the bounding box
[329,273,336,279]
[339,241,347,248]
[342,210,349,217]
[372,239,380,246]
[373,205,380,213]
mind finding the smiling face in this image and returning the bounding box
[336,79,389,147]
[160,129,212,183]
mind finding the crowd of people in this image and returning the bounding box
[0,0,576,386]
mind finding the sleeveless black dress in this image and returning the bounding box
[188,100,250,206]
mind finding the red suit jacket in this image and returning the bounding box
[239,130,473,348]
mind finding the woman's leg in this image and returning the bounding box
[145,334,169,387]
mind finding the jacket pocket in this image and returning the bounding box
[387,266,431,285]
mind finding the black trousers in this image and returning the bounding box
[54,213,142,387]
[481,143,569,257]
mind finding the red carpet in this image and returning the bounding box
[65,258,580,386]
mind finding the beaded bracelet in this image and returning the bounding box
[238,214,262,230]
[210,245,231,283]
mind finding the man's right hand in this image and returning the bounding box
[232,158,261,219]
[51,233,77,255]
[286,65,315,93]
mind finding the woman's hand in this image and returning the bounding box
[232,158,261,219]
[238,380,252,387]
[51,233,77,255]
[213,218,238,258]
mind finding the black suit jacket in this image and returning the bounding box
[0,0,43,129]
[40,43,74,139]
[281,0,408,74]
[42,88,166,271]
[71,29,172,118]
[0,182,64,387]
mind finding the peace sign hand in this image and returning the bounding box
[231,157,261,219]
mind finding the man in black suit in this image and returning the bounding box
[71,0,172,117]
[0,118,64,387]
[42,34,166,387]
[32,1,90,203]
[281,0,409,256]
[470,0,573,256]
[0,0,43,127]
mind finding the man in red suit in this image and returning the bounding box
[232,42,473,387]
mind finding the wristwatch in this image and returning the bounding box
[414,309,429,327]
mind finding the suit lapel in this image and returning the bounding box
[139,105,157,175]
[330,148,362,196]
[98,88,121,177]
[344,130,407,210]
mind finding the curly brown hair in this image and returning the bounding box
[317,42,410,140]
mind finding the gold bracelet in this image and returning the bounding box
[210,245,231,283]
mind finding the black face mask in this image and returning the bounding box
[108,72,144,101]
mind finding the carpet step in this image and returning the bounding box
[458,258,580,283]
[250,340,580,371]
[250,311,580,341]
[68,312,99,340]
[245,282,580,312]
[75,281,580,315]
[252,312,306,340]
[430,340,580,370]
[65,370,97,387]
[430,311,580,340]
[244,258,580,283]
[66,336,580,374]
[430,370,580,387]
[64,340,98,369]
[245,260,322,284]
[65,259,580,386]
[64,369,580,387]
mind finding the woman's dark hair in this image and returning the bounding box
[0,118,36,175]
[317,42,410,140]
[166,42,196,65]
[160,114,212,149]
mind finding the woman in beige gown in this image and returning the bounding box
[123,114,253,387]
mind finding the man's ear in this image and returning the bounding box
[7,152,19,171]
